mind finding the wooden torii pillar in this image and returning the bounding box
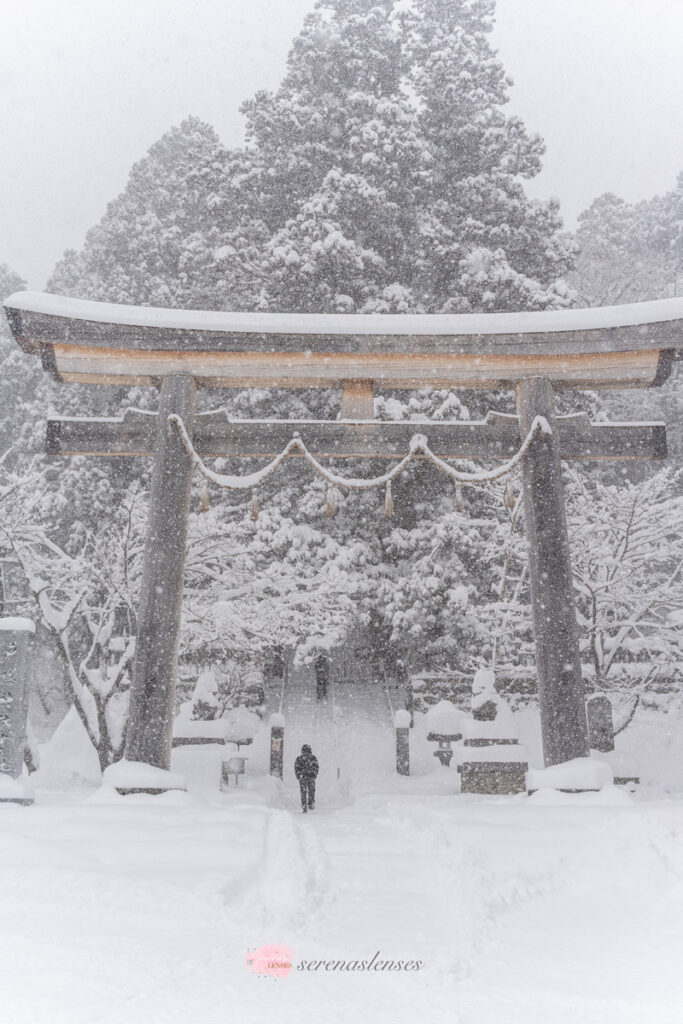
[3,292,681,773]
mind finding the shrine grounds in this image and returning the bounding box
[1,702,682,1024]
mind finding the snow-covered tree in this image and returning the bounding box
[240,0,427,312]
[2,484,147,770]
[572,172,683,307]
[567,466,683,705]
[406,0,574,311]
[181,495,365,664]
[50,2,574,317]
[0,263,45,455]
[571,172,683,460]
[50,117,235,310]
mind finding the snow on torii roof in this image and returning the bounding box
[3,291,682,391]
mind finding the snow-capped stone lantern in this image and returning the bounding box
[458,669,529,795]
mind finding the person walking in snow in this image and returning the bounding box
[294,744,319,813]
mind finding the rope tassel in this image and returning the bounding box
[455,482,464,513]
[504,480,516,510]
[384,479,394,518]
[199,478,210,513]
[250,488,259,522]
[325,484,338,517]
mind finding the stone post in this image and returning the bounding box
[586,695,615,752]
[0,617,35,804]
[516,378,590,767]
[269,713,285,779]
[395,709,411,775]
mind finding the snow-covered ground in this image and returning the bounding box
[2,680,683,1023]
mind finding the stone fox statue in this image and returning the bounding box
[294,744,319,813]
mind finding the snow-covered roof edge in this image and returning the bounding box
[4,291,683,338]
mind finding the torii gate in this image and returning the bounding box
[4,291,682,776]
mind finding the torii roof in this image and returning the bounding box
[3,291,682,390]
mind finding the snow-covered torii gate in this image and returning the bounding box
[4,291,683,776]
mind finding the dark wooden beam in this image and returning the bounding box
[45,410,667,461]
[46,410,158,456]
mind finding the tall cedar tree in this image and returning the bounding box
[50,0,574,315]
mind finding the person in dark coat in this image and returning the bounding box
[294,744,319,812]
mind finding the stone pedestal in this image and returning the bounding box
[459,758,528,795]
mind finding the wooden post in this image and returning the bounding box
[340,380,374,420]
[124,375,197,770]
[516,378,589,767]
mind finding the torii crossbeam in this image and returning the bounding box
[4,291,682,777]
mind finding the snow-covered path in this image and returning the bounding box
[4,681,683,1021]
[1,785,682,1023]
[271,666,396,809]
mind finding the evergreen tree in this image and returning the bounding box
[0,263,46,454]
[241,0,427,312]
[47,2,575,317]
[50,117,234,310]
[406,0,573,311]
[571,173,683,460]
[237,0,574,313]
[572,173,683,307]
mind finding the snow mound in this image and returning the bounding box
[472,667,496,695]
[527,757,613,792]
[173,719,234,741]
[37,706,102,786]
[425,700,463,735]
[458,745,528,764]
[462,715,518,743]
[223,708,261,742]
[394,709,411,728]
[0,616,35,633]
[528,786,632,806]
[174,708,262,743]
[102,760,186,792]
[0,770,33,801]
[591,749,640,780]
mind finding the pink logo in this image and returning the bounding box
[246,944,294,978]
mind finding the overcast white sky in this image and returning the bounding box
[1,0,681,289]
